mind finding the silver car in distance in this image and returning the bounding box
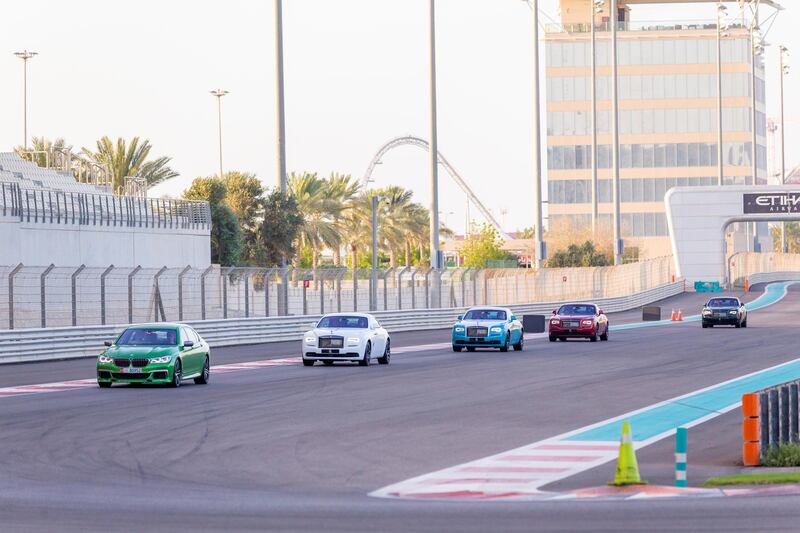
[302,313,391,367]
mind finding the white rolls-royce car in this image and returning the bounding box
[302,313,390,367]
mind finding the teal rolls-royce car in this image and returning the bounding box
[452,307,524,352]
[97,324,210,388]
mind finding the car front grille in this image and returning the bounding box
[111,372,150,380]
[113,358,150,367]
[319,336,344,348]
[561,320,579,328]
[467,327,488,337]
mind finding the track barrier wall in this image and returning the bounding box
[742,381,800,466]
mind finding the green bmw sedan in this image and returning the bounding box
[97,324,210,388]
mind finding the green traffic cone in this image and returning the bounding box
[610,420,647,486]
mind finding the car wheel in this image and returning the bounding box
[452,345,463,352]
[359,342,371,366]
[323,360,334,366]
[558,337,566,342]
[590,333,598,342]
[499,333,510,352]
[735,321,741,328]
[378,339,391,364]
[170,360,182,388]
[742,318,748,328]
[600,327,609,341]
[98,381,112,388]
[549,335,557,342]
[466,346,476,352]
[702,322,708,329]
[194,356,210,385]
[303,359,315,367]
[513,332,524,351]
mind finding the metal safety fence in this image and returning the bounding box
[729,252,800,287]
[0,256,675,331]
[742,381,800,466]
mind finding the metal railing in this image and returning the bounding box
[0,257,676,331]
[545,19,747,34]
[729,252,800,287]
[0,181,211,229]
[0,280,686,364]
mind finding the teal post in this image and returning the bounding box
[675,427,687,487]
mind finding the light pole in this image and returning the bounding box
[610,1,622,265]
[590,0,604,237]
[210,89,229,180]
[274,0,289,314]
[522,0,545,269]
[716,3,728,187]
[371,195,379,311]
[748,15,763,252]
[780,45,790,252]
[428,0,441,271]
[13,50,38,150]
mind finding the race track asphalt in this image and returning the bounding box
[2,287,799,532]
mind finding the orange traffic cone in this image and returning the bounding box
[677,309,683,321]
[744,278,750,293]
[670,309,676,321]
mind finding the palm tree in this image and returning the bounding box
[80,136,178,192]
[288,172,341,271]
[323,173,361,267]
[339,192,373,278]
[374,186,415,268]
[14,137,71,168]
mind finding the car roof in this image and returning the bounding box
[558,302,598,307]
[125,323,186,330]
[319,313,374,319]
[465,307,511,313]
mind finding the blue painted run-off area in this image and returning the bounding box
[568,281,799,442]
[610,281,795,331]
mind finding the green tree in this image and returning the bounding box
[260,189,304,267]
[183,177,243,266]
[288,172,341,269]
[14,137,71,167]
[323,173,361,266]
[546,241,611,268]
[223,172,264,264]
[461,223,507,268]
[771,223,800,253]
[81,136,178,192]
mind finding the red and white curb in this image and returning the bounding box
[0,358,302,399]
[370,439,621,501]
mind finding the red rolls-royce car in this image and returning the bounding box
[549,303,609,342]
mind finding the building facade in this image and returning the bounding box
[545,0,769,259]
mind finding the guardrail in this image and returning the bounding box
[738,271,800,287]
[0,280,684,364]
[742,380,800,466]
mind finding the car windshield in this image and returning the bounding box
[708,298,739,307]
[117,328,177,346]
[317,315,369,329]
[463,309,507,321]
[558,304,597,315]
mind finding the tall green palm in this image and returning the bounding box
[372,186,414,268]
[339,192,373,276]
[80,136,178,192]
[14,137,71,168]
[288,172,341,270]
[323,173,361,266]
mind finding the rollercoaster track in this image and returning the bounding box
[362,136,513,241]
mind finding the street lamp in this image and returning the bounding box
[780,44,790,252]
[716,3,728,187]
[590,0,605,237]
[610,0,622,265]
[521,0,545,269]
[13,50,38,150]
[428,0,441,272]
[274,0,289,314]
[210,89,229,180]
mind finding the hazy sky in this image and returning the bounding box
[2,0,797,234]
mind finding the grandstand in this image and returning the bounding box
[0,152,111,194]
[0,151,211,269]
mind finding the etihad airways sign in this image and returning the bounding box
[743,192,800,214]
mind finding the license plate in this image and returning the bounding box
[122,367,141,374]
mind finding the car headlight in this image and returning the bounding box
[702,310,712,315]
[454,326,465,333]
[305,336,316,345]
[550,319,560,325]
[98,355,113,364]
[581,319,594,326]
[729,310,738,315]
[490,327,503,334]
[347,337,361,345]
[149,356,172,364]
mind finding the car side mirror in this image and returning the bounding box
[552,310,557,315]
[104,340,112,347]
[457,315,463,321]
[183,340,194,348]
[311,322,318,329]
[598,309,605,316]
[510,315,517,321]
